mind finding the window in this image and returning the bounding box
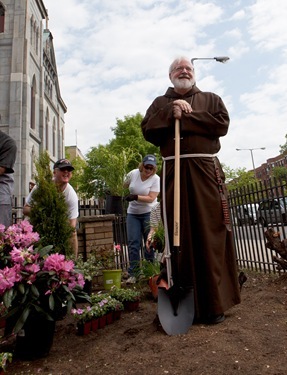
[30,76,36,129]
[52,119,56,156]
[0,3,5,33]
[45,109,49,151]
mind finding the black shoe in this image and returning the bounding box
[207,314,225,325]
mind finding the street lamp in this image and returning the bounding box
[191,56,230,64]
[236,147,266,175]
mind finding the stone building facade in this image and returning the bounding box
[0,0,66,205]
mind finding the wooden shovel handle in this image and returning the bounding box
[174,119,180,246]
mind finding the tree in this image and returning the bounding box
[110,113,159,156]
[271,166,287,180]
[80,145,141,198]
[222,164,258,191]
[78,113,161,198]
[29,151,74,255]
[65,150,86,196]
[279,134,287,155]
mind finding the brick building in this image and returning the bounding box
[255,153,287,181]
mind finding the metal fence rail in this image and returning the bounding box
[228,177,287,274]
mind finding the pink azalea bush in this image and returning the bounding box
[0,221,88,333]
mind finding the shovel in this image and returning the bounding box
[157,118,195,336]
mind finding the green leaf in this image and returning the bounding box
[37,244,54,257]
[18,283,25,294]
[49,294,55,311]
[3,289,13,308]
[31,284,40,298]
[14,306,31,333]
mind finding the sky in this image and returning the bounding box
[44,0,287,171]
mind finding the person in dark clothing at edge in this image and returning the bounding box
[141,56,240,324]
[0,130,17,228]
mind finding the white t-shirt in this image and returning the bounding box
[126,169,160,215]
[26,183,79,220]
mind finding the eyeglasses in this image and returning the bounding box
[57,168,73,172]
[171,66,194,73]
[144,165,154,171]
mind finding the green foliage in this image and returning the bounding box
[78,113,161,198]
[72,253,102,281]
[81,145,141,198]
[271,166,287,180]
[135,258,161,279]
[151,222,165,253]
[109,286,141,302]
[222,164,258,191]
[0,351,12,371]
[29,151,74,255]
[279,134,287,155]
[110,113,159,158]
[65,153,86,195]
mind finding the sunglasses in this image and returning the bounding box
[144,165,154,171]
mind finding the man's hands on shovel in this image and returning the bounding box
[173,99,192,119]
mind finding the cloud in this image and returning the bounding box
[44,0,287,172]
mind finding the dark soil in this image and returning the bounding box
[2,270,287,375]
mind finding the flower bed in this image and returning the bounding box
[71,288,142,335]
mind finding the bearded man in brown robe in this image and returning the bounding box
[141,56,240,324]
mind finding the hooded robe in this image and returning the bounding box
[141,85,240,319]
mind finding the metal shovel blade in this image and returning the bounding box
[158,286,194,336]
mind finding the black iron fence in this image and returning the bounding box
[12,177,287,274]
[228,177,287,274]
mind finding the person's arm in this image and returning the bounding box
[137,191,159,203]
[23,203,32,216]
[0,133,17,174]
[146,202,161,251]
[22,187,36,216]
[69,218,78,258]
[146,227,156,252]
[123,171,132,188]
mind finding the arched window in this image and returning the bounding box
[30,16,34,45]
[61,127,64,156]
[45,109,49,151]
[31,146,35,181]
[52,119,56,156]
[30,76,36,129]
[0,3,5,33]
[36,27,39,54]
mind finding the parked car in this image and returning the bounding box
[256,198,287,226]
[235,204,258,226]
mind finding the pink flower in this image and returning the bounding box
[43,253,74,273]
[114,244,121,252]
[0,265,22,294]
[10,246,38,265]
[24,263,40,274]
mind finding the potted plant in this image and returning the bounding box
[97,245,122,290]
[90,293,124,323]
[110,286,141,311]
[136,258,161,300]
[0,221,89,359]
[94,147,140,214]
[0,352,12,373]
[150,222,165,253]
[71,305,93,335]
[72,253,102,294]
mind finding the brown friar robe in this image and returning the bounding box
[141,85,241,319]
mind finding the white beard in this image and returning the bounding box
[172,77,195,91]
